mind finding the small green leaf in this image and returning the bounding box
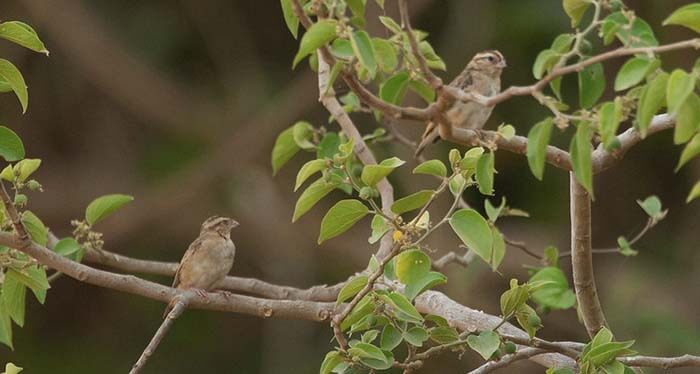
[0,21,49,54]
[578,63,605,109]
[614,57,658,92]
[418,41,446,70]
[319,351,343,374]
[617,236,638,256]
[336,275,369,305]
[676,133,700,172]
[292,121,315,150]
[547,368,574,374]
[396,249,431,287]
[449,209,493,264]
[21,210,48,246]
[372,38,398,73]
[563,0,591,27]
[361,157,405,186]
[430,326,459,344]
[500,280,530,317]
[348,342,393,370]
[675,93,700,144]
[341,295,375,331]
[293,179,337,222]
[532,49,559,79]
[2,270,26,327]
[664,3,700,33]
[404,326,429,347]
[490,227,506,271]
[272,126,301,175]
[666,69,695,114]
[413,159,447,178]
[391,190,434,215]
[551,33,575,53]
[0,126,25,162]
[599,101,622,150]
[54,237,81,257]
[293,20,338,68]
[570,123,594,196]
[527,118,553,180]
[484,198,506,222]
[3,363,23,374]
[379,16,402,34]
[467,331,501,360]
[379,72,410,105]
[686,181,700,203]
[85,194,134,226]
[369,215,390,244]
[318,199,369,243]
[529,267,576,309]
[460,147,485,170]
[636,195,663,220]
[14,158,40,182]
[279,0,299,39]
[515,303,542,338]
[383,292,423,324]
[6,266,49,302]
[0,59,28,113]
[636,72,669,137]
[350,30,377,78]
[476,152,495,195]
[330,39,354,59]
[295,159,327,191]
[404,271,446,300]
[409,80,436,103]
[498,124,516,140]
[380,324,403,351]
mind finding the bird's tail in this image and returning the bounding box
[415,122,441,157]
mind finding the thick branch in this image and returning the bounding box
[570,174,607,337]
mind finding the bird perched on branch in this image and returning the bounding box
[130,216,239,374]
[415,50,506,156]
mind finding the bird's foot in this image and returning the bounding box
[215,290,235,299]
[193,288,209,298]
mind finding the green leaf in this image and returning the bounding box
[293,20,338,68]
[409,80,436,103]
[418,41,446,71]
[85,194,134,226]
[467,331,501,360]
[404,271,446,301]
[0,297,13,349]
[379,72,410,105]
[3,363,22,374]
[563,0,591,27]
[664,3,700,33]
[578,63,605,109]
[341,295,375,331]
[272,127,301,175]
[379,16,402,34]
[636,72,669,137]
[280,0,299,39]
[404,326,429,347]
[617,236,638,257]
[676,133,700,172]
[14,158,40,182]
[396,249,430,288]
[336,275,369,305]
[54,237,81,257]
[527,118,554,180]
[368,215,390,244]
[350,30,377,78]
[599,100,622,151]
[460,147,485,170]
[449,209,493,264]
[500,280,530,317]
[2,270,26,327]
[636,195,664,221]
[372,38,398,73]
[0,21,49,54]
[484,198,506,222]
[348,342,393,370]
[361,157,405,186]
[21,210,48,246]
[547,368,574,374]
[666,69,695,114]
[318,199,369,243]
[687,181,700,203]
[498,124,516,140]
[530,267,576,309]
[295,159,327,191]
[601,361,626,374]
[675,93,700,144]
[380,324,403,351]
[515,303,542,338]
[532,49,559,79]
[490,227,506,271]
[330,39,354,59]
[430,326,459,344]
[551,33,575,53]
[614,57,658,92]
[293,178,337,222]
[0,59,28,113]
[383,292,423,324]
[391,190,434,215]
[413,159,447,178]
[292,121,315,150]
[476,152,495,195]
[319,351,343,374]
[570,123,594,196]
[6,266,49,303]
[0,126,25,162]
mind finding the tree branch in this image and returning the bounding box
[467,348,548,374]
[570,174,607,337]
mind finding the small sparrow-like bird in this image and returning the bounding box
[415,50,506,156]
[131,216,239,374]
[163,216,239,316]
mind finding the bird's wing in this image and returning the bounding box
[171,236,205,288]
[450,68,473,89]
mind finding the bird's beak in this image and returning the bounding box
[499,60,507,68]
[230,220,240,229]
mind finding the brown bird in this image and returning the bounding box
[163,216,238,316]
[131,216,238,374]
[415,50,506,156]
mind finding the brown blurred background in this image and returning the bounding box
[0,0,698,372]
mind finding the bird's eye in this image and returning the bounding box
[487,55,495,62]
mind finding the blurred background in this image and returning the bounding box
[0,0,698,372]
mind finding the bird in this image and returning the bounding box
[130,216,239,374]
[415,50,506,156]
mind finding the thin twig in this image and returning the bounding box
[467,348,548,374]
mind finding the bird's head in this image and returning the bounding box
[468,50,506,76]
[201,216,239,237]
